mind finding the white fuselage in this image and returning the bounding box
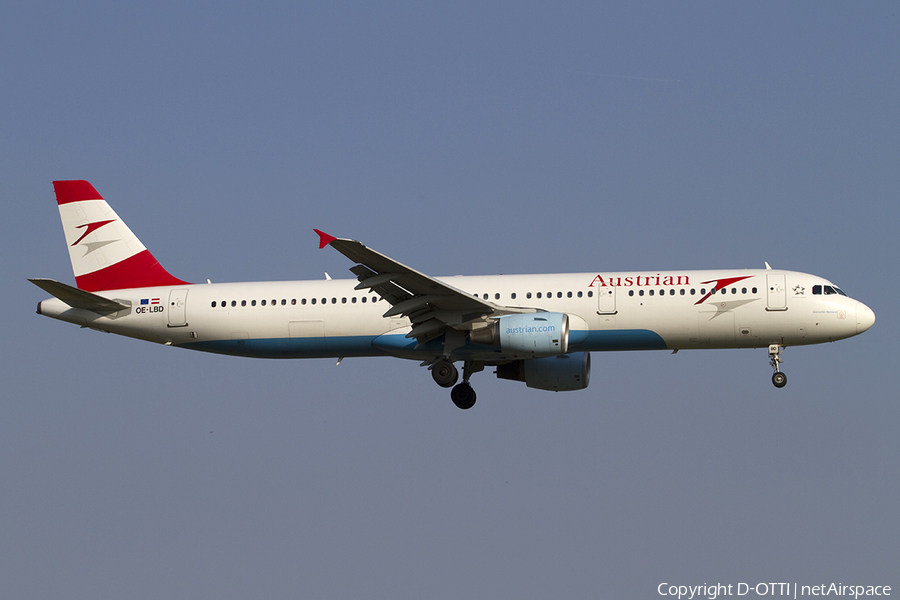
[37,268,874,363]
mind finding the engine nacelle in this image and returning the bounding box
[470,312,569,357]
[496,352,591,392]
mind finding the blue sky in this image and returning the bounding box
[2,3,898,598]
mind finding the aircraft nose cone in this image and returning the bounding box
[856,301,875,334]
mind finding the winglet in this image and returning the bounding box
[314,229,337,249]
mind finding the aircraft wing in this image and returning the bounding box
[315,230,532,343]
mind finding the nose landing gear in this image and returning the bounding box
[769,344,787,388]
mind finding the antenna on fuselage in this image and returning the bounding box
[765,262,773,270]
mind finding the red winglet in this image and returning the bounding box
[314,229,337,249]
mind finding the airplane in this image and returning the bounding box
[32,180,875,409]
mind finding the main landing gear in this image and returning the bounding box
[430,359,482,409]
[769,344,787,388]
[450,381,476,410]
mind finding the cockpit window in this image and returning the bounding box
[814,284,847,296]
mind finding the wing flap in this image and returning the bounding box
[316,232,519,342]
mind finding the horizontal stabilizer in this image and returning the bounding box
[29,278,129,312]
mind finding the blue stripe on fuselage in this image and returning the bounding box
[179,328,666,359]
[574,329,667,351]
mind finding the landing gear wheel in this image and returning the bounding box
[772,371,787,388]
[450,382,477,410]
[768,344,787,388]
[431,360,459,388]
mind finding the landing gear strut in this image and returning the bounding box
[769,344,787,388]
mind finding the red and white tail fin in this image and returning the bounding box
[53,180,188,291]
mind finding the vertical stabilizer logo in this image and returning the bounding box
[71,219,116,246]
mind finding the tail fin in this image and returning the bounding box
[53,180,188,291]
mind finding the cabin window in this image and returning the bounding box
[342,297,347,304]
[536,292,542,299]
[629,290,634,297]
[639,290,644,296]
[261,299,266,306]
[211,301,216,307]
[511,292,517,300]
[251,300,257,306]
[361,296,367,303]
[741,288,747,294]
[577,291,583,298]
[241,300,247,307]
[752,287,757,294]
[311,298,316,305]
[680,289,685,296]
[690,289,696,295]
[231,300,237,307]
[587,291,593,298]
[527,292,532,299]
[649,290,655,296]
[494,293,500,300]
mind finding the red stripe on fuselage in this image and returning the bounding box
[75,249,188,292]
[53,180,103,204]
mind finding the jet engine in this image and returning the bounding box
[495,352,591,391]
[470,312,569,356]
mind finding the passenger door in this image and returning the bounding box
[766,273,787,311]
[167,288,189,326]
